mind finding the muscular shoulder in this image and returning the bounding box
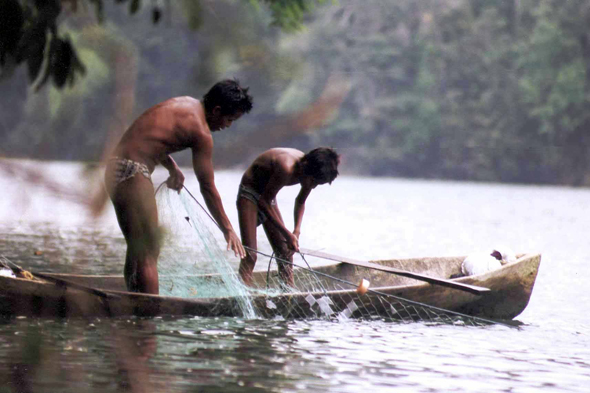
[162,96,210,144]
[168,97,202,123]
[263,148,301,176]
[271,148,302,166]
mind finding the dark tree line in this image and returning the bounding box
[2,0,590,186]
[294,0,590,185]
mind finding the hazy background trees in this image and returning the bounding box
[2,0,590,186]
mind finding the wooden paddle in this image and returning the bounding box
[298,248,490,296]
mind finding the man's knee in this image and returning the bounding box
[143,225,163,251]
[274,244,292,260]
[243,251,257,266]
[128,231,161,258]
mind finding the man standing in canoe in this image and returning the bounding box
[105,79,253,294]
[237,147,340,287]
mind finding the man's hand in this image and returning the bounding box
[225,229,246,259]
[286,232,299,253]
[166,168,185,192]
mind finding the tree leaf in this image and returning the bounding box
[35,36,57,91]
[129,0,141,15]
[26,30,46,82]
[0,0,24,66]
[152,7,162,24]
[50,38,71,88]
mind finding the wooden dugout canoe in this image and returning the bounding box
[0,253,541,321]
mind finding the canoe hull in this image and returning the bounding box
[0,253,541,321]
[0,277,240,318]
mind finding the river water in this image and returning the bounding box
[0,160,588,392]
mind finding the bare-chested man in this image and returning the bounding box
[237,147,340,287]
[105,79,253,294]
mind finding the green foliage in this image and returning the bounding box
[3,0,590,186]
[48,46,110,117]
[260,0,332,32]
[0,0,87,90]
[182,0,204,30]
[285,0,590,184]
[0,0,326,91]
[517,1,590,138]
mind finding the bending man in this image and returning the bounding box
[237,147,340,287]
[105,79,253,294]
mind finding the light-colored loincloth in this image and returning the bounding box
[237,184,275,226]
[106,157,152,186]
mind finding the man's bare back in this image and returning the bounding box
[240,148,304,195]
[114,97,217,171]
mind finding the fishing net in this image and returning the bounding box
[240,252,498,327]
[155,184,255,318]
[156,184,501,327]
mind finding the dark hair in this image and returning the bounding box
[203,79,253,116]
[301,147,340,185]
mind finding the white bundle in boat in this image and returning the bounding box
[461,247,516,276]
[492,247,516,265]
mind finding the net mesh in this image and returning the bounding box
[242,253,498,327]
[155,185,255,318]
[155,184,501,327]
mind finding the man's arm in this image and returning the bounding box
[160,155,185,192]
[292,186,313,239]
[191,138,245,258]
[257,167,300,251]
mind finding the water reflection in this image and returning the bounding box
[1,314,590,392]
[1,319,105,392]
[149,318,320,391]
[6,323,44,393]
[112,320,158,392]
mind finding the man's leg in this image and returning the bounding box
[262,204,294,287]
[108,175,160,294]
[237,197,258,286]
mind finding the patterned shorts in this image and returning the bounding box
[237,184,276,226]
[106,157,152,186]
